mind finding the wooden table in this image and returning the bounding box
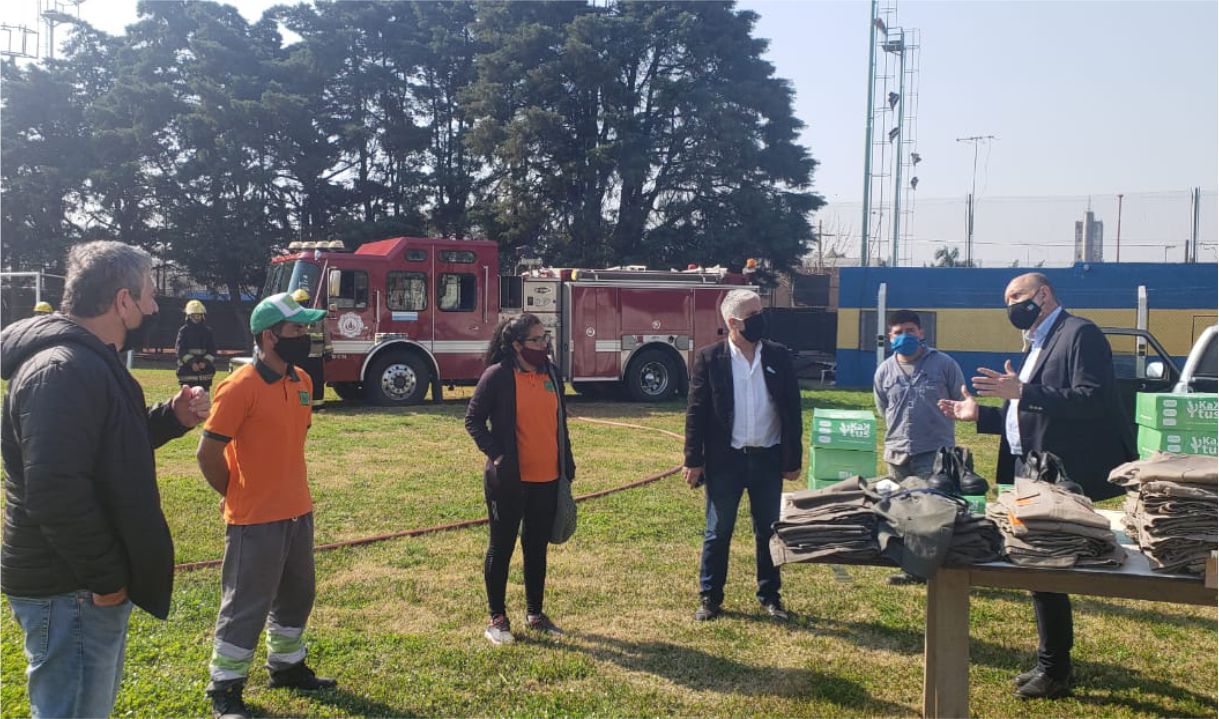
[922,509,1216,718]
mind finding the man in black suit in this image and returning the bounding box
[939,272,1136,700]
[684,289,803,622]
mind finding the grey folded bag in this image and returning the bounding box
[551,476,577,544]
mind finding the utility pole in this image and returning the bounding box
[955,135,996,266]
[860,0,879,267]
[1115,193,1124,262]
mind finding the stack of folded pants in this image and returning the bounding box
[1109,452,1218,573]
[770,478,882,565]
[769,477,1004,574]
[986,477,1125,568]
[874,477,1004,578]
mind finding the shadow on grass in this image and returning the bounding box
[289,686,426,719]
[809,616,1215,716]
[571,632,910,714]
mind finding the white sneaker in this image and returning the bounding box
[484,613,514,645]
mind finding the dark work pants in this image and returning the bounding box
[1012,457,1075,679]
[699,447,783,607]
[1033,592,1073,678]
[484,480,559,617]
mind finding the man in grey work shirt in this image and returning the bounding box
[874,310,967,480]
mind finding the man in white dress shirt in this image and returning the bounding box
[683,289,804,622]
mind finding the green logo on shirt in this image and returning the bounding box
[299,391,310,405]
[543,381,556,393]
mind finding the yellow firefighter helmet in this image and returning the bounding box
[292,288,311,305]
[184,300,207,315]
[33,301,53,314]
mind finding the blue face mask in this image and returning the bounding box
[890,332,922,356]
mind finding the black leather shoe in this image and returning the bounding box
[207,684,249,719]
[268,661,338,691]
[762,600,790,621]
[694,597,721,621]
[1014,670,1071,699]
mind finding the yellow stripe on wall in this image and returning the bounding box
[836,307,1208,356]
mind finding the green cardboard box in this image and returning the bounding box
[808,446,878,484]
[811,408,876,451]
[1135,392,1218,431]
[1137,424,1217,457]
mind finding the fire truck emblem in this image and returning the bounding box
[652,320,661,330]
[338,312,366,338]
[585,327,596,337]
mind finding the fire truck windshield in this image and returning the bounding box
[263,260,320,301]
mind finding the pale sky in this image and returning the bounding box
[9,0,1217,265]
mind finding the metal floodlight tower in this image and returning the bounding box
[861,1,920,267]
[0,22,39,59]
[38,0,84,60]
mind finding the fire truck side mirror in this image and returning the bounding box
[328,269,342,300]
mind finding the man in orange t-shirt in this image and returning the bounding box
[195,292,334,719]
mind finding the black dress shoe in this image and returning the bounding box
[1012,667,1039,687]
[268,661,338,690]
[1014,670,1071,699]
[761,600,790,621]
[694,598,721,621]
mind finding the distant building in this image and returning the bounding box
[1074,210,1104,262]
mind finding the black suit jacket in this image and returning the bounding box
[977,310,1136,501]
[684,339,804,474]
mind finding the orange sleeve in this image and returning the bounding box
[203,374,252,440]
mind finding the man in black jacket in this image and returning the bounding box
[684,289,803,622]
[939,272,1136,700]
[1,241,210,718]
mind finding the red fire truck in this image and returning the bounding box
[260,236,750,405]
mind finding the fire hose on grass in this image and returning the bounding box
[174,416,684,572]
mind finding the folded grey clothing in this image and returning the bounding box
[1138,481,1219,501]
[769,534,883,566]
[1008,518,1120,541]
[874,486,964,579]
[1002,478,1111,529]
[779,502,876,525]
[1109,452,1219,488]
[1001,536,1127,568]
[783,480,873,511]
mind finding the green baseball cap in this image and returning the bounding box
[250,292,328,334]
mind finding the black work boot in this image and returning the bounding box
[694,597,721,621]
[268,661,338,691]
[954,447,990,496]
[207,683,249,719]
[927,447,961,496]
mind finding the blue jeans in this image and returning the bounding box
[699,447,783,606]
[7,591,133,719]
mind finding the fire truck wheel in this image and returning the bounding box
[332,382,365,402]
[365,352,430,406]
[625,349,679,402]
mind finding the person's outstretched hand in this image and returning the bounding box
[937,384,978,422]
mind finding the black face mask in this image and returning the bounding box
[120,305,159,353]
[740,313,767,343]
[1007,293,1042,331]
[274,334,312,366]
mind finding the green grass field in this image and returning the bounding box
[2,368,1215,718]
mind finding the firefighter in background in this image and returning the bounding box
[176,300,218,390]
[293,289,326,408]
[33,301,54,314]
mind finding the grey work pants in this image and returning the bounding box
[208,513,316,690]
